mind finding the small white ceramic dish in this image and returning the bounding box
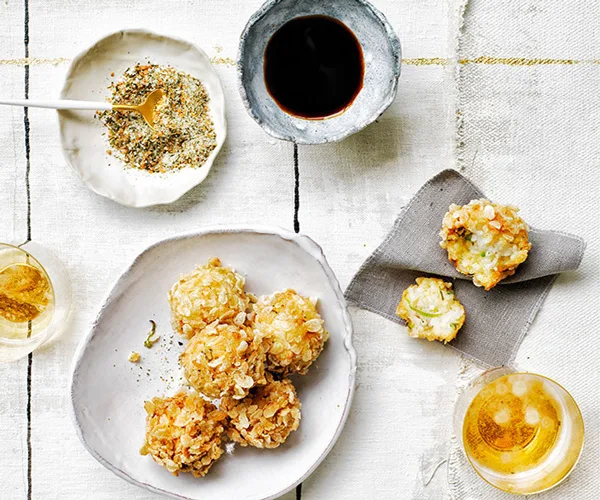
[70,226,356,500]
[59,29,227,207]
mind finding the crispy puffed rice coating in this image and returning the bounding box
[140,392,227,477]
[222,375,301,449]
[396,277,465,343]
[181,322,267,400]
[128,351,141,363]
[440,199,531,290]
[169,258,249,338]
[253,289,328,376]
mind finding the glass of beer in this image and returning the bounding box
[0,242,71,362]
[454,367,584,494]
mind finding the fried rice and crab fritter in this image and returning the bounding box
[396,277,465,343]
[140,392,227,477]
[221,374,301,449]
[440,199,531,290]
[168,258,249,338]
[180,321,267,400]
[144,260,330,477]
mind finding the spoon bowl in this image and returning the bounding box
[113,89,165,130]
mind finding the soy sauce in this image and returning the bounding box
[264,15,364,119]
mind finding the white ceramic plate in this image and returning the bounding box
[70,226,356,500]
[59,29,227,207]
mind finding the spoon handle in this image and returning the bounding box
[0,98,112,111]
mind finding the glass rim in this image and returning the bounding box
[457,367,585,496]
[0,242,57,347]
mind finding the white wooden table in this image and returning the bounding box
[1,1,598,499]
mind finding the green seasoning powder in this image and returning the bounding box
[98,64,217,174]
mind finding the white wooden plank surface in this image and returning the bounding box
[0,0,598,499]
[0,2,30,499]
[450,1,600,496]
[298,0,461,496]
[23,2,295,498]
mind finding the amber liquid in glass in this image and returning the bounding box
[462,373,584,493]
[0,247,54,340]
[464,373,561,474]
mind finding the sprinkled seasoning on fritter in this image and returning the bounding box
[98,64,216,173]
[440,199,531,290]
[396,277,465,343]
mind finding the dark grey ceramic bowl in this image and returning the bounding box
[238,0,401,144]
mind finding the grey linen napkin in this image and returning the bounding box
[345,169,586,366]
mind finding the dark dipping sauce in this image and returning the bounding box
[264,15,364,119]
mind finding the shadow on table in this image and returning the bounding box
[310,109,406,173]
[144,105,406,214]
[146,134,234,214]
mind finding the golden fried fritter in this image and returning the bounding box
[440,199,531,290]
[180,322,267,400]
[252,290,328,376]
[140,392,227,477]
[169,258,249,338]
[396,277,465,343]
[222,374,301,449]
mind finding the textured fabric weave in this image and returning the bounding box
[345,169,585,367]
[448,0,600,498]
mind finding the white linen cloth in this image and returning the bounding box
[0,0,597,499]
[448,0,600,498]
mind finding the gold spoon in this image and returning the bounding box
[111,89,165,129]
[0,88,166,130]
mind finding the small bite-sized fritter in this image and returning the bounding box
[252,289,328,376]
[396,277,465,343]
[440,199,531,290]
[222,374,301,449]
[169,258,249,338]
[140,392,227,477]
[180,322,267,400]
